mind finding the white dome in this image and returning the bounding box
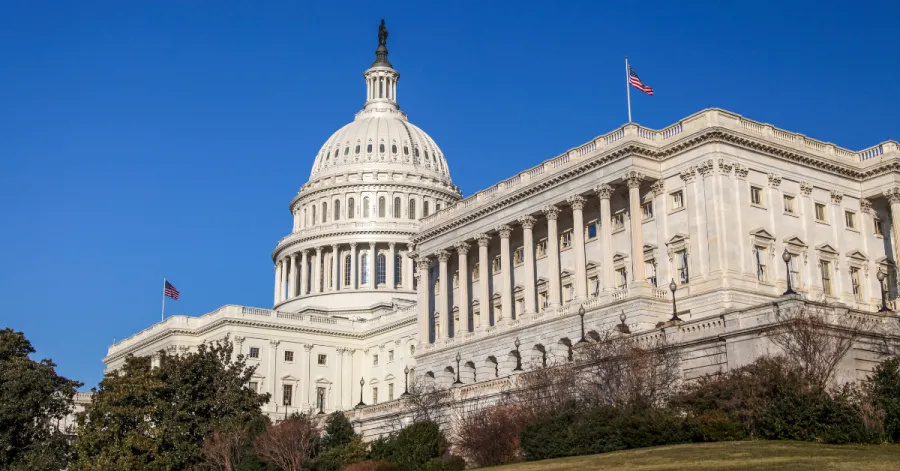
[309,107,452,183]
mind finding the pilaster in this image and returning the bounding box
[542,206,562,306]
[518,215,537,314]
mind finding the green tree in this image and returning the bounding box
[322,411,356,450]
[71,338,269,471]
[0,328,82,471]
[870,357,900,442]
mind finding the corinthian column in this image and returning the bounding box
[518,215,537,315]
[455,242,471,334]
[279,258,288,302]
[885,188,900,275]
[626,171,645,284]
[437,250,450,339]
[314,247,322,294]
[476,233,491,326]
[414,255,431,343]
[594,184,615,292]
[300,250,309,295]
[289,252,299,299]
[273,262,281,305]
[331,244,339,292]
[497,225,513,322]
[542,206,561,306]
[349,243,357,290]
[387,242,396,289]
[567,195,588,299]
[369,242,377,288]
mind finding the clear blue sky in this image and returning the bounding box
[1,1,897,390]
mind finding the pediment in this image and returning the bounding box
[783,235,808,248]
[876,256,895,266]
[513,284,524,293]
[585,261,599,270]
[281,374,299,381]
[314,376,333,385]
[666,233,689,246]
[846,250,868,261]
[749,228,776,241]
[815,243,839,255]
[384,373,396,381]
[612,252,629,263]
[368,378,380,385]
[642,243,657,252]
[471,299,481,307]
[492,292,501,300]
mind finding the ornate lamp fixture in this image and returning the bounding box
[401,365,410,397]
[782,248,797,295]
[453,352,463,385]
[577,304,588,343]
[513,337,522,371]
[669,278,681,322]
[878,269,891,312]
[356,377,366,408]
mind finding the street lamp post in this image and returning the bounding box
[453,352,463,385]
[356,377,366,408]
[878,269,890,312]
[401,365,410,397]
[782,248,797,295]
[669,278,681,322]
[577,304,588,343]
[513,337,522,371]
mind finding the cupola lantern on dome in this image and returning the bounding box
[364,19,400,111]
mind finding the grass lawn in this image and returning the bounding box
[484,441,900,470]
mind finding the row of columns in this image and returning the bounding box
[415,173,650,344]
[274,242,414,304]
[367,74,397,102]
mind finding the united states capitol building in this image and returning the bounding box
[104,24,900,434]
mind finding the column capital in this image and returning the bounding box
[496,224,512,238]
[767,173,782,188]
[697,159,714,178]
[436,250,451,262]
[269,340,281,348]
[800,181,813,196]
[860,199,873,214]
[566,195,586,210]
[650,180,665,196]
[349,242,358,248]
[717,158,733,175]
[885,187,900,204]
[542,205,560,220]
[315,246,323,254]
[234,335,245,345]
[407,250,419,259]
[290,252,299,260]
[734,163,749,180]
[625,171,645,188]
[331,243,339,250]
[455,241,471,254]
[416,259,431,271]
[830,189,843,204]
[303,343,314,351]
[593,184,614,200]
[388,241,396,248]
[476,233,491,247]
[518,215,536,229]
[679,167,697,184]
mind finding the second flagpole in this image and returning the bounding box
[161,277,166,322]
[625,56,632,123]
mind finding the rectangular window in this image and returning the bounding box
[564,284,574,302]
[645,260,657,287]
[586,221,598,239]
[845,211,856,229]
[388,383,394,401]
[317,354,327,365]
[492,256,502,273]
[248,381,258,393]
[783,195,796,215]
[373,387,379,404]
[750,186,763,205]
[815,203,827,222]
[616,267,628,289]
[472,263,480,281]
[611,212,625,229]
[373,354,379,366]
[642,201,654,220]
[590,277,600,297]
[453,270,459,288]
[538,292,548,310]
[875,217,884,236]
[513,247,525,266]
[388,350,394,362]
[755,246,767,282]
[249,347,260,359]
[560,230,573,249]
[282,384,293,406]
[671,191,684,210]
[788,254,800,289]
[677,250,690,284]
[536,239,548,258]
[851,267,862,301]
[821,261,832,296]
[284,351,294,362]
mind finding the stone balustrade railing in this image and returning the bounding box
[275,220,421,250]
[418,108,899,231]
[107,304,417,357]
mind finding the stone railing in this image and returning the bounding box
[418,109,898,231]
[275,220,420,250]
[107,304,417,357]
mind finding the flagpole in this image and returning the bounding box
[625,56,632,123]
[161,277,166,322]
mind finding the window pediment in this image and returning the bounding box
[281,374,299,382]
[815,243,839,257]
[846,249,868,262]
[666,233,690,246]
[783,235,808,249]
[612,252,629,263]
[749,228,776,241]
[384,374,396,381]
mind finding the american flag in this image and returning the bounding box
[164,280,180,300]
[629,66,654,96]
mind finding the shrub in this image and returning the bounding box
[453,405,524,467]
[314,435,368,471]
[690,410,746,442]
[368,421,447,471]
[343,460,400,471]
[322,411,356,450]
[420,456,465,471]
[869,357,900,442]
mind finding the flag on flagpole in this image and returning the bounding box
[628,66,654,96]
[164,280,180,300]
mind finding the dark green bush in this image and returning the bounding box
[869,357,900,443]
[343,460,400,471]
[690,410,746,442]
[322,411,357,450]
[368,421,448,471]
[420,455,466,471]
[313,435,368,471]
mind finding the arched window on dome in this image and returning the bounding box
[367,143,373,153]
[394,255,402,286]
[376,254,386,286]
[303,208,307,228]
[393,197,401,218]
[378,197,386,218]
[379,143,385,153]
[306,259,313,292]
[436,202,442,212]
[312,206,317,224]
[334,148,340,158]
[333,200,340,221]
[344,146,349,156]
[355,144,360,154]
[347,198,355,219]
[344,255,351,287]
[408,199,416,220]
[322,202,328,223]
[361,253,369,285]
[403,145,409,155]
[363,197,370,218]
[423,201,430,217]
[391,144,397,154]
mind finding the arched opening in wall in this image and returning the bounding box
[443,366,456,387]
[393,197,401,218]
[436,202,442,212]
[378,197,386,217]
[558,338,573,362]
[394,255,402,286]
[486,356,499,378]
[408,199,416,220]
[344,255,352,287]
[334,200,341,221]
[587,329,601,342]
[303,208,307,227]
[507,350,522,373]
[361,253,369,285]
[423,201,430,217]
[463,361,477,383]
[532,344,547,369]
[377,254,386,285]
[312,206,317,224]
[363,197,370,218]
[348,198,355,219]
[322,202,328,223]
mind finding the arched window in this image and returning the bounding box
[334,200,340,221]
[393,197,401,218]
[379,143,385,153]
[378,197,386,218]
[363,197,370,218]
[395,255,402,285]
[391,144,398,154]
[303,208,307,227]
[344,255,351,286]
[403,145,409,155]
[436,202,442,212]
[423,201,430,217]
[344,146,349,156]
[377,254,386,285]
[312,206,317,224]
[367,143,373,153]
[348,198,355,219]
[361,254,369,285]
[408,199,416,219]
[355,144,360,154]
[322,202,328,223]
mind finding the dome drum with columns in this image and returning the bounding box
[272,22,460,316]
